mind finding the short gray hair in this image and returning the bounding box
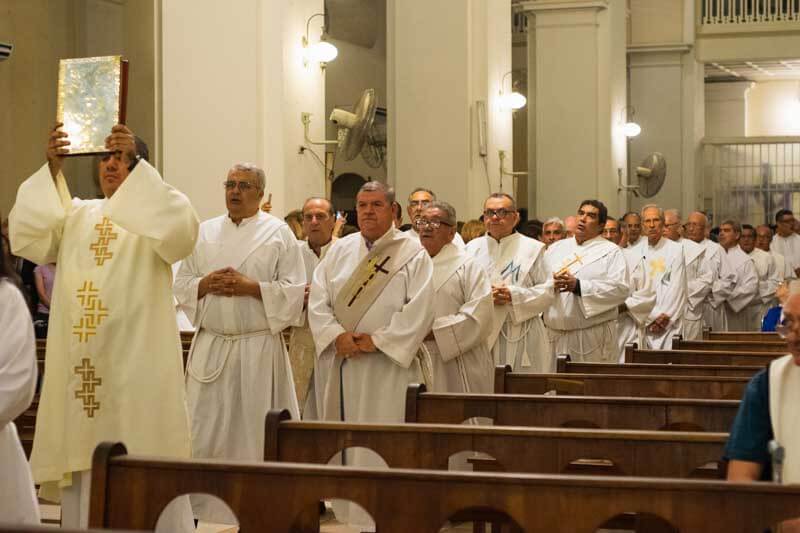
[485,192,516,211]
[358,180,395,204]
[664,208,681,221]
[543,217,564,230]
[425,201,457,226]
[409,187,436,202]
[229,162,266,190]
[641,204,663,220]
[721,219,742,234]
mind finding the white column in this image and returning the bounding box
[628,45,704,214]
[161,0,325,221]
[520,0,627,219]
[387,0,512,222]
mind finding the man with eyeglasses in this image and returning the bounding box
[628,204,687,349]
[771,209,800,279]
[10,123,198,529]
[542,217,566,248]
[663,209,712,340]
[542,200,628,362]
[725,290,800,488]
[466,193,553,372]
[417,202,493,393]
[406,188,465,249]
[716,220,759,332]
[622,212,644,248]
[684,211,736,332]
[737,224,782,331]
[289,197,338,419]
[174,162,305,524]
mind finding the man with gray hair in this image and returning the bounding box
[406,187,465,249]
[627,204,687,349]
[663,208,712,339]
[417,201,493,393]
[309,180,434,530]
[542,217,565,247]
[174,162,306,523]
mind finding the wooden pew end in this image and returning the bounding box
[493,365,512,394]
[264,409,292,461]
[556,354,570,373]
[405,383,426,423]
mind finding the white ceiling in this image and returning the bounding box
[705,60,800,82]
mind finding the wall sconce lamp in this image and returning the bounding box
[303,13,338,69]
[621,106,642,137]
[499,71,527,111]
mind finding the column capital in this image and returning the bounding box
[516,0,608,14]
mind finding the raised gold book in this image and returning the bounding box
[56,56,128,155]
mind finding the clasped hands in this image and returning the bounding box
[335,332,376,359]
[647,313,671,334]
[553,271,578,294]
[198,267,259,298]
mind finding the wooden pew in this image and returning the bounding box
[264,410,727,478]
[404,385,739,432]
[0,527,138,533]
[673,337,786,353]
[494,365,748,400]
[89,441,800,533]
[555,355,762,378]
[704,330,781,342]
[625,344,780,366]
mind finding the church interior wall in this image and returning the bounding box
[746,80,800,137]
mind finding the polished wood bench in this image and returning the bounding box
[264,410,727,478]
[404,385,739,432]
[555,355,762,377]
[89,441,800,533]
[673,337,786,353]
[495,365,748,400]
[704,330,781,342]
[0,527,139,533]
[625,344,780,366]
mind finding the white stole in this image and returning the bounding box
[432,243,468,292]
[769,354,800,484]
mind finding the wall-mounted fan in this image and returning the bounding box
[618,152,667,198]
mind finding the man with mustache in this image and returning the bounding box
[10,123,198,530]
[542,200,628,362]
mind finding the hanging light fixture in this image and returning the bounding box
[499,71,527,111]
[303,13,338,69]
[621,106,642,137]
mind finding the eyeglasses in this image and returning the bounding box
[223,180,258,191]
[415,218,452,230]
[483,208,514,219]
[664,222,681,228]
[409,200,432,208]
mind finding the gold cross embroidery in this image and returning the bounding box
[90,217,118,266]
[648,257,667,278]
[74,358,102,417]
[72,281,109,343]
[347,256,391,307]
[556,253,583,276]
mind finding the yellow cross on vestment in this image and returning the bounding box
[74,357,102,417]
[648,257,666,278]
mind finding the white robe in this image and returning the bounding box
[631,238,687,350]
[771,233,800,278]
[308,227,434,423]
[542,236,628,363]
[722,245,759,331]
[294,239,333,420]
[466,233,554,372]
[0,280,40,525]
[408,227,466,249]
[772,250,792,281]
[10,161,197,498]
[679,239,713,340]
[175,211,304,464]
[740,248,781,331]
[616,248,656,361]
[700,239,736,332]
[424,243,494,393]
